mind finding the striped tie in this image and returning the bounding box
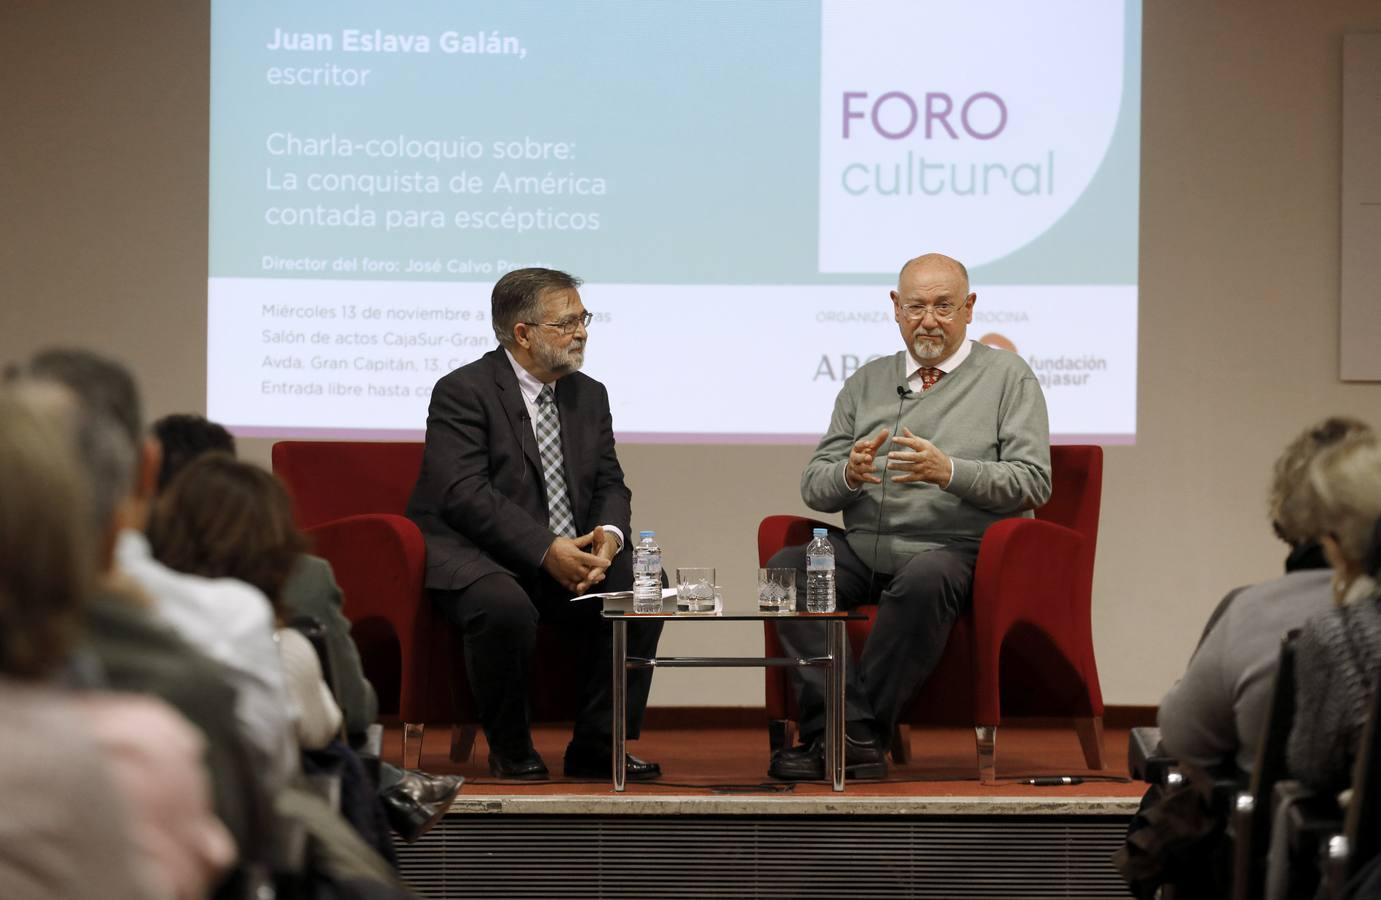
[535,385,577,537]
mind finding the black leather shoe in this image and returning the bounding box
[488,750,549,780]
[563,743,662,781]
[768,734,889,781]
[381,771,463,843]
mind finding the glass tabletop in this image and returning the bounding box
[599,594,865,621]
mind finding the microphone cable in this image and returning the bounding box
[867,385,914,602]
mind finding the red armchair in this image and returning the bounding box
[272,441,460,768]
[272,440,588,769]
[760,444,1105,782]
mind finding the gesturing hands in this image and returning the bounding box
[543,526,617,593]
[886,427,953,486]
[845,428,890,490]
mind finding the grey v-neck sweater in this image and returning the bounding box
[802,341,1052,573]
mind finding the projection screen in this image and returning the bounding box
[209,0,1141,443]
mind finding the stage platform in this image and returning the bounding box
[387,722,1143,899]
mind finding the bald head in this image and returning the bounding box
[898,254,970,294]
[890,252,976,365]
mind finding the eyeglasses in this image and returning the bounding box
[897,301,966,323]
[523,311,594,335]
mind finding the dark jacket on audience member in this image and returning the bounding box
[280,554,379,736]
[82,589,272,859]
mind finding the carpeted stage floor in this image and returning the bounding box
[381,721,1145,800]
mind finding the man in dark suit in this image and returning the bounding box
[407,268,663,781]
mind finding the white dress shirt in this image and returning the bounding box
[903,337,973,392]
[116,529,299,791]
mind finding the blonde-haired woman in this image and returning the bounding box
[1288,433,1381,794]
[1157,417,1371,775]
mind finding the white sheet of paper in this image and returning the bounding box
[569,587,678,603]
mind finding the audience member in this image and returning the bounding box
[148,453,407,871]
[153,413,378,735]
[153,412,236,491]
[152,412,461,843]
[148,453,341,750]
[1158,416,1372,774]
[1118,417,1373,900]
[19,349,299,793]
[12,381,273,865]
[1288,433,1381,796]
[0,392,233,900]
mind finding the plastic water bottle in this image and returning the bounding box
[805,528,836,613]
[632,531,663,614]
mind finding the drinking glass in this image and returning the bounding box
[676,567,717,613]
[757,568,797,613]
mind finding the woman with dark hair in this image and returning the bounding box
[148,453,411,894]
[148,453,344,749]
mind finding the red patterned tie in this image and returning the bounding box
[920,367,944,391]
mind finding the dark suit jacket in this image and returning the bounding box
[406,347,633,592]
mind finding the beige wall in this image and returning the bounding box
[3,1,1379,708]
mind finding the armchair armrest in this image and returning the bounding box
[972,517,1084,626]
[970,517,1093,718]
[306,513,426,624]
[306,513,449,724]
[756,514,833,567]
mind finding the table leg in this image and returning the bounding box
[827,619,846,792]
[612,618,627,793]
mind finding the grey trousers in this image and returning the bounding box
[769,530,978,740]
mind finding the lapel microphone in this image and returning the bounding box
[868,384,915,601]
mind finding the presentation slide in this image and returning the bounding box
[209,0,1141,442]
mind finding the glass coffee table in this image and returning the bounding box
[601,596,866,792]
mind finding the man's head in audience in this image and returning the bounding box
[153,414,236,491]
[11,349,160,540]
[1304,433,1381,595]
[0,393,94,677]
[5,364,140,573]
[1270,416,1373,548]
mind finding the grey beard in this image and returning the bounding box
[910,333,945,361]
[533,340,585,375]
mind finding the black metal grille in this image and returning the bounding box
[395,814,1132,899]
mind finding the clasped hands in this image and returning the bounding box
[543,525,620,593]
[844,426,952,489]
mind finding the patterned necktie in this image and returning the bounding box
[534,385,577,537]
[920,367,944,391]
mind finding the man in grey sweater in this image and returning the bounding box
[769,253,1051,781]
